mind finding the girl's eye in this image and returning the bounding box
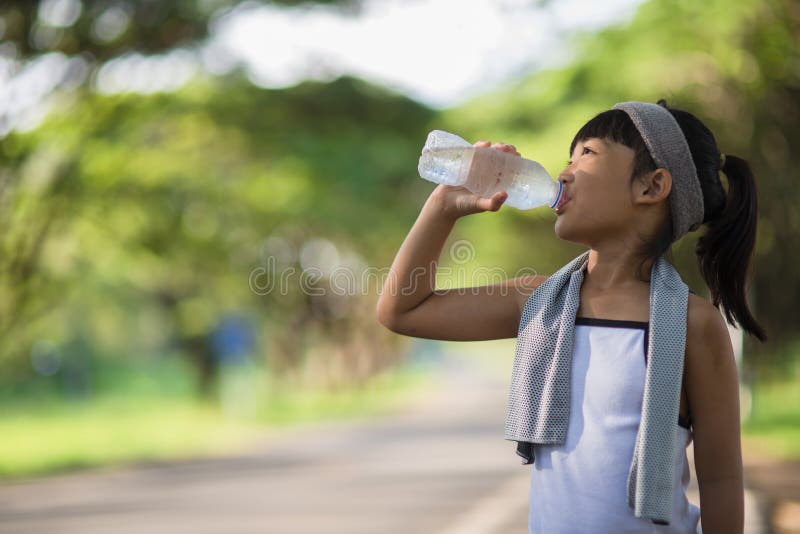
[566,146,595,165]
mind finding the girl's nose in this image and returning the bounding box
[558,172,574,185]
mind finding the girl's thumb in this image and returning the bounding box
[483,191,508,212]
[475,191,508,211]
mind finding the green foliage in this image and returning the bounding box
[0,72,434,397]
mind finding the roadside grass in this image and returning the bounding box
[741,372,800,461]
[0,358,435,480]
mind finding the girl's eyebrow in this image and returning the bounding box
[582,137,607,147]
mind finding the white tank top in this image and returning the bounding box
[528,317,702,533]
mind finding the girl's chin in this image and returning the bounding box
[554,219,583,243]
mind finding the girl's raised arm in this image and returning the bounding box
[375,141,547,341]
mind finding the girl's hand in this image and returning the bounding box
[428,140,521,221]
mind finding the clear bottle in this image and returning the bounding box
[417,130,563,210]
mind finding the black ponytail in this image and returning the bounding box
[695,153,767,342]
[660,99,767,342]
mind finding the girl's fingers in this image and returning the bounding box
[482,191,507,212]
[476,198,493,212]
[491,142,518,154]
[475,140,521,157]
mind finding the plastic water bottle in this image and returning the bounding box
[417,130,563,210]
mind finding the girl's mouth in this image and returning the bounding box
[555,196,571,214]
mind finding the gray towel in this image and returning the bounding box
[505,249,689,525]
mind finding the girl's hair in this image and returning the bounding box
[569,99,767,342]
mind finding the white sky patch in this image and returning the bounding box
[0,52,90,135]
[209,0,645,108]
[95,49,199,95]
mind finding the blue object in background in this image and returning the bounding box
[210,314,255,365]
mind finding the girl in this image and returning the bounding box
[376,99,767,533]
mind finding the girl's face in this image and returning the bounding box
[554,136,641,247]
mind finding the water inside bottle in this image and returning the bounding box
[463,148,559,209]
[418,146,469,186]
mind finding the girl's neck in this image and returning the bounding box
[583,249,653,291]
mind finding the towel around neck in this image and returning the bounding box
[504,249,690,525]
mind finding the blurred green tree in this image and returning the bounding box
[0,0,407,397]
[0,73,434,397]
[0,0,362,62]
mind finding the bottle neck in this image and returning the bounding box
[549,181,564,209]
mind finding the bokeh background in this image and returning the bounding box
[0,0,798,529]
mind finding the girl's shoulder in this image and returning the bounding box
[685,292,734,368]
[686,292,720,340]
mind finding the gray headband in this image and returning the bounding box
[613,101,704,241]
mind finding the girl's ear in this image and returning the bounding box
[635,168,672,205]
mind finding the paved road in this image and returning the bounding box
[0,350,771,533]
